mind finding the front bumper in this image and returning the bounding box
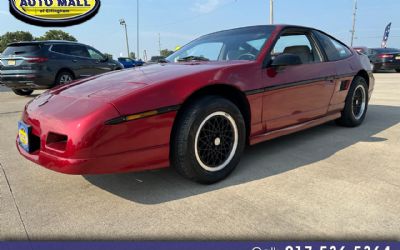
[16,139,170,174]
[17,98,177,175]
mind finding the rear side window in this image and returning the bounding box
[69,45,90,58]
[51,44,68,54]
[52,44,90,58]
[2,45,41,56]
[315,31,352,61]
[271,34,322,64]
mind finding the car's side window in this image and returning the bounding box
[88,48,105,60]
[314,31,352,61]
[65,45,90,58]
[271,34,322,64]
[51,44,68,55]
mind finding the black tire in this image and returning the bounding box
[336,76,369,127]
[55,71,74,85]
[171,96,246,184]
[396,69,400,73]
[12,89,33,96]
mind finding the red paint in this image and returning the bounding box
[17,25,374,175]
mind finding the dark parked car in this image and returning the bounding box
[117,57,144,68]
[367,48,400,72]
[17,25,374,183]
[147,56,166,64]
[353,46,368,55]
[0,41,123,96]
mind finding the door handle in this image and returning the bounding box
[72,59,78,63]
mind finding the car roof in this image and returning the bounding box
[370,48,399,50]
[7,40,86,47]
[195,24,349,48]
[202,24,313,36]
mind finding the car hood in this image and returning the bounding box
[48,61,250,101]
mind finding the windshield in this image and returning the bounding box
[119,58,133,62]
[167,26,274,62]
[2,44,42,57]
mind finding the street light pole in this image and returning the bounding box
[137,0,140,60]
[158,33,162,56]
[350,0,358,46]
[269,0,274,24]
[119,19,130,57]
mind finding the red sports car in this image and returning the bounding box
[17,25,374,183]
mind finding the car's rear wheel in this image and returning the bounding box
[171,96,246,184]
[55,71,74,85]
[12,89,34,96]
[395,69,400,73]
[336,76,368,127]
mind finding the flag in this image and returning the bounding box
[381,22,392,48]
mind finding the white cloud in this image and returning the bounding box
[192,0,223,14]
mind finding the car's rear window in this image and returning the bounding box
[2,44,42,56]
[372,48,400,54]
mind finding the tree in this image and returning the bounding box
[36,30,77,42]
[0,31,34,52]
[129,52,136,59]
[160,49,174,57]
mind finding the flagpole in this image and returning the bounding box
[269,0,274,24]
[137,0,140,60]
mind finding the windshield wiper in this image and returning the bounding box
[177,56,210,62]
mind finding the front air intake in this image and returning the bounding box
[46,133,68,151]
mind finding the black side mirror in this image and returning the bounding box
[270,53,302,67]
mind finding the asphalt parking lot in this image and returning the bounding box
[1,73,399,240]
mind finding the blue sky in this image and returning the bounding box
[0,0,399,59]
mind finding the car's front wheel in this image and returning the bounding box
[12,89,34,96]
[336,76,369,127]
[171,96,246,184]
